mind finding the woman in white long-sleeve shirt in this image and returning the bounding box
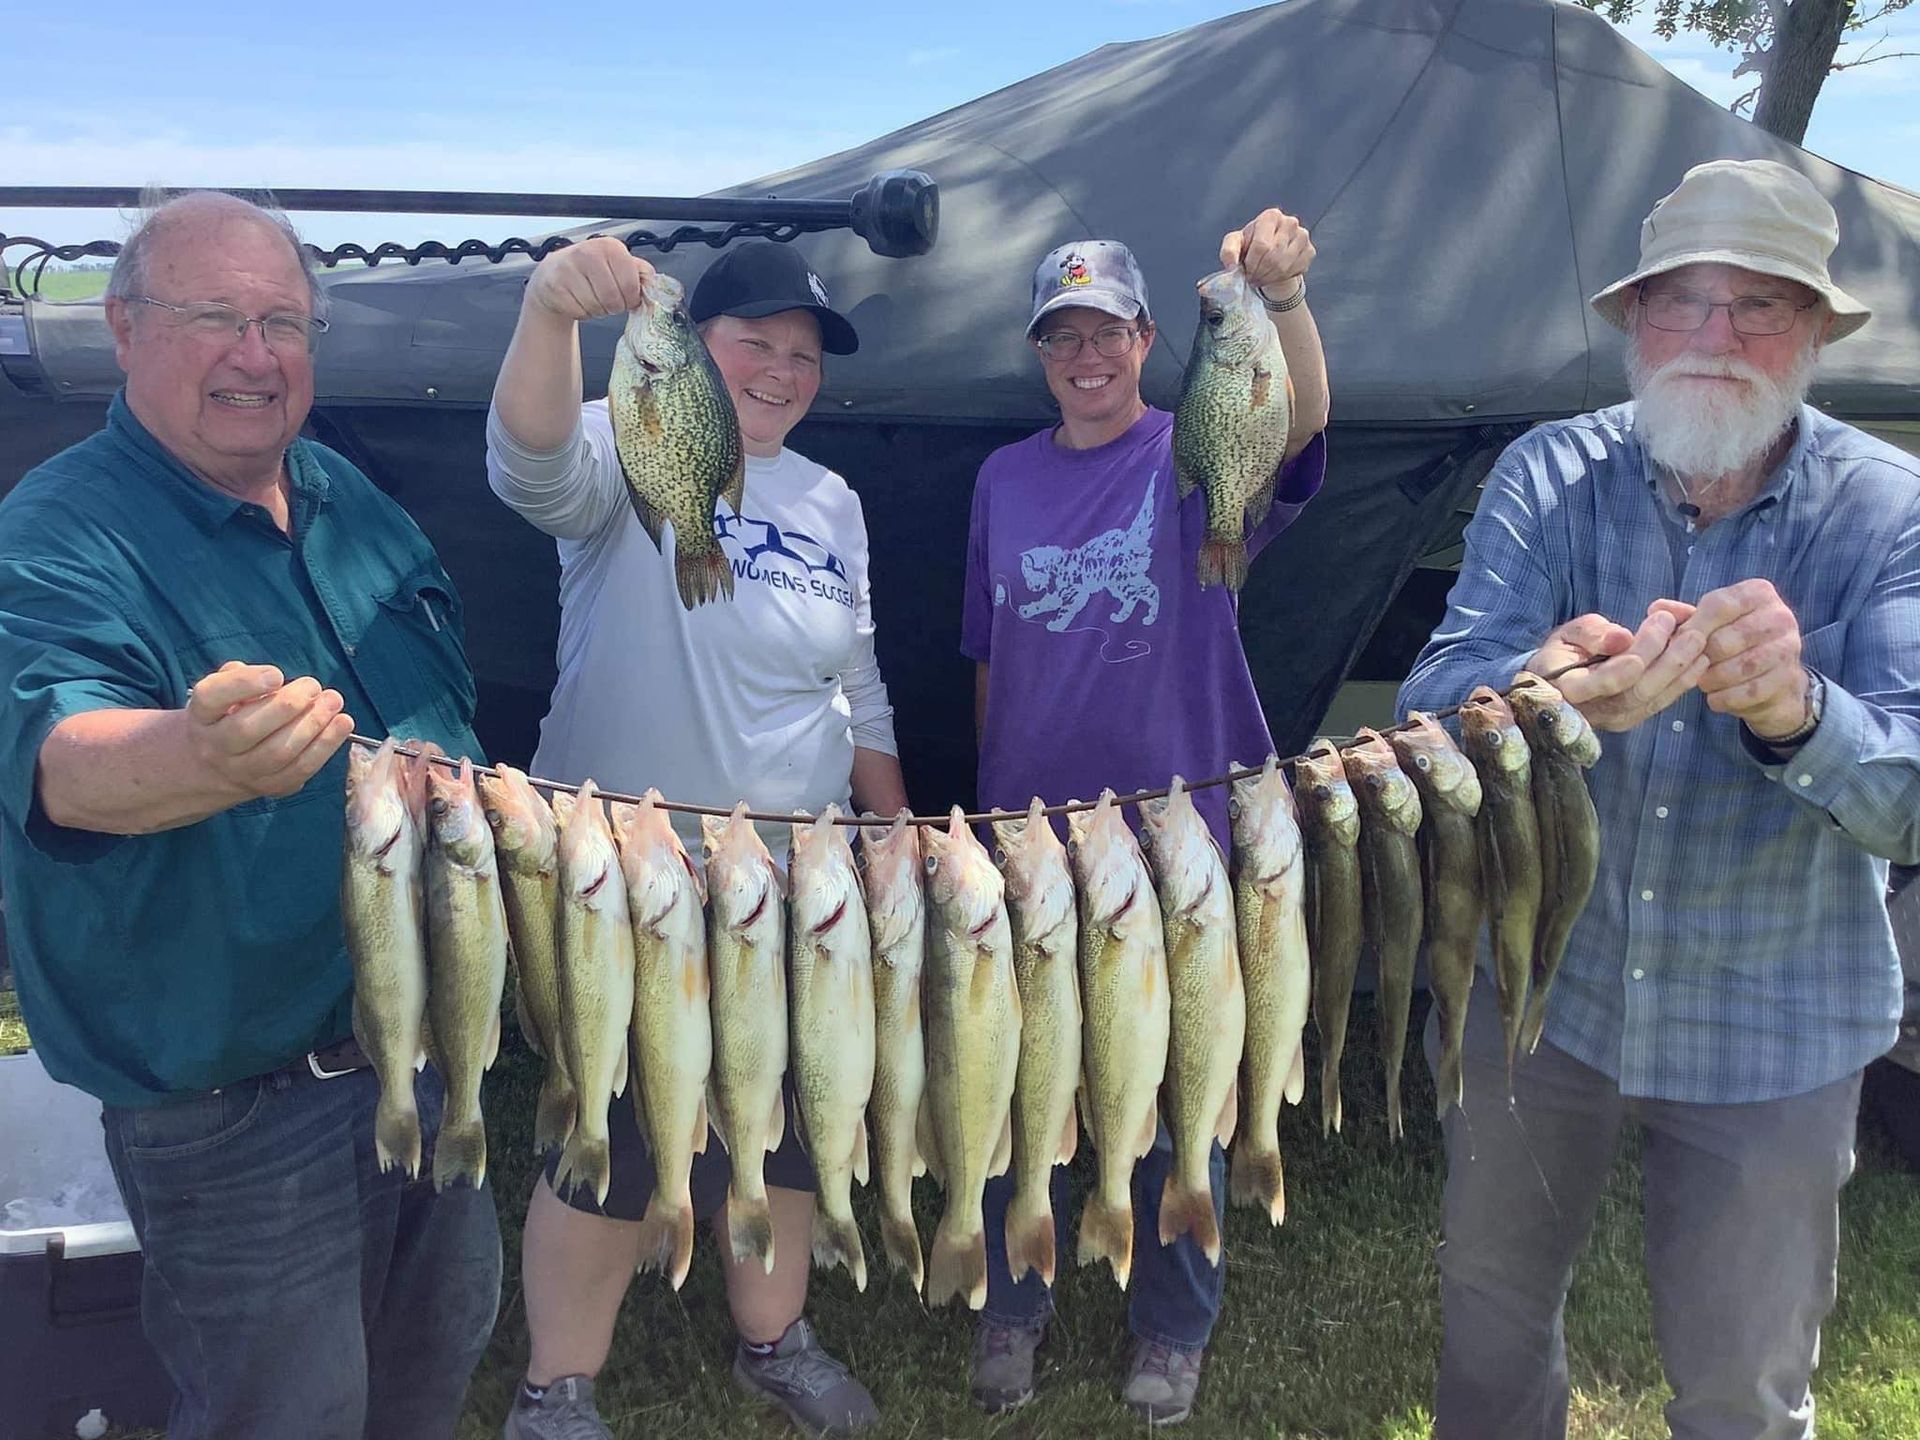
[491,237,905,1440]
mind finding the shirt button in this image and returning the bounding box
[1655,806,1669,819]
[1632,968,1646,980]
[1641,889,1654,901]
[1798,774,1813,788]
[1671,720,1685,733]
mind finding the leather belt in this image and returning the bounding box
[294,1035,373,1081]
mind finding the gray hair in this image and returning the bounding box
[105,187,329,322]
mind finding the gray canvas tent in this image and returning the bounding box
[5,0,1918,806]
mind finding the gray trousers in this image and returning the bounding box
[1427,975,1861,1440]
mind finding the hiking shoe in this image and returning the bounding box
[1122,1339,1204,1426]
[732,1317,879,1437]
[971,1318,1044,1414]
[502,1375,611,1440]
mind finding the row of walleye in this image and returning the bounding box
[340,669,1600,1309]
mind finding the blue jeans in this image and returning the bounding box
[101,1062,501,1440]
[979,1126,1228,1351]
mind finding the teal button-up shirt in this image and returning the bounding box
[0,394,482,1106]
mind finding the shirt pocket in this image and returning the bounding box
[354,564,477,742]
[1801,619,1848,679]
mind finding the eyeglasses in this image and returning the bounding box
[1033,324,1142,361]
[132,296,329,354]
[1637,288,1818,338]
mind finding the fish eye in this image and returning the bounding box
[1414,754,1431,771]
[922,853,939,875]
[1206,311,1224,328]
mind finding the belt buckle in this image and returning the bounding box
[306,1049,358,1081]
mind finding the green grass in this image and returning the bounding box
[5,991,1915,1438]
[5,268,110,302]
[0,986,27,1056]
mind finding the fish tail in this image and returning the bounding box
[1436,1042,1465,1121]
[1076,1194,1134,1290]
[1500,1003,1525,1105]
[880,1206,926,1296]
[726,1186,777,1274]
[811,1205,868,1293]
[1004,1185,1058,1288]
[373,1086,423,1181]
[532,1070,578,1158]
[674,543,734,610]
[925,1212,989,1311]
[432,1112,488,1193]
[636,1191,696,1291]
[554,1129,611,1209]
[1157,1171,1223,1264]
[1229,1144,1286,1226]
[1520,986,1551,1057]
[1196,535,1250,593]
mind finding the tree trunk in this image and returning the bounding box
[1752,0,1853,143]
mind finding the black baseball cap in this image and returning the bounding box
[688,241,859,355]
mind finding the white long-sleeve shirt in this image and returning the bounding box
[487,399,897,856]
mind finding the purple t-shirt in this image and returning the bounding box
[962,407,1326,846]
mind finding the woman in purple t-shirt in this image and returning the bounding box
[961,210,1330,1425]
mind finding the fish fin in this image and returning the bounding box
[989,1113,1014,1179]
[372,1085,423,1181]
[1076,1197,1134,1291]
[611,1036,629,1099]
[433,1114,488,1193]
[624,472,669,553]
[692,1098,710,1156]
[532,1070,578,1158]
[726,1188,776,1273]
[722,454,746,519]
[811,1208,868,1293]
[1174,460,1198,500]
[1215,1080,1239,1147]
[1057,1103,1079,1166]
[1196,536,1250,593]
[1521,985,1551,1057]
[1158,1174,1223,1265]
[1284,1043,1306,1108]
[1005,1185,1058,1288]
[674,544,734,611]
[485,1011,502,1071]
[553,1130,612,1209]
[925,1216,989,1310]
[767,1090,788,1153]
[1229,1145,1286,1226]
[706,1088,731,1155]
[636,1194,696,1291]
[916,1099,942,1186]
[1244,473,1277,532]
[1321,1053,1343,1136]
[1250,365,1273,411]
[852,1117,871,1188]
[514,981,545,1059]
[881,1209,926,1296]
[1135,1104,1159,1160]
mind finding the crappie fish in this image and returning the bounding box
[423,756,511,1191]
[1391,715,1483,1119]
[1139,778,1243,1265]
[1459,688,1543,1096]
[609,271,745,609]
[704,802,789,1273]
[612,793,712,1291]
[992,798,1080,1288]
[1507,673,1602,1058]
[477,764,572,1157]
[1344,729,1424,1142]
[1295,741,1364,1135]
[921,808,1021,1310]
[1228,756,1311,1224]
[552,782,636,1208]
[860,813,929,1293]
[1071,791,1171,1290]
[344,737,429,1179]
[1173,266,1293,593]
[788,807,876,1292]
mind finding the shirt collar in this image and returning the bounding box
[105,390,329,534]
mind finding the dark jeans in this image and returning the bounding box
[979,1125,1228,1351]
[101,1062,501,1440]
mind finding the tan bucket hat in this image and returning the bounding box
[1589,157,1870,340]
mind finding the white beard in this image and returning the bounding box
[1627,340,1819,485]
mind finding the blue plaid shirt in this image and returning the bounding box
[1400,403,1920,1103]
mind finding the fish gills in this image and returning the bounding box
[860,812,930,1293]
[1295,742,1364,1135]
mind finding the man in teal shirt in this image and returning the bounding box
[0,191,499,1439]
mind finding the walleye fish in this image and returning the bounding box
[477,764,573,1157]
[1391,715,1483,1119]
[1344,729,1424,1142]
[1508,673,1602,1058]
[921,808,1022,1310]
[1071,791,1171,1290]
[788,807,876,1292]
[612,792,712,1291]
[1139,778,1244,1265]
[860,813,929,1293]
[1172,266,1293,593]
[551,782,636,1208]
[609,271,745,609]
[423,756,511,1191]
[1228,756,1311,1224]
[704,802,789,1273]
[992,798,1081,1288]
[1295,741,1364,1135]
[1459,688,1543,1096]
[344,737,429,1179]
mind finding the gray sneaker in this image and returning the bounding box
[970,1319,1044,1414]
[502,1375,611,1440]
[732,1317,879,1437]
[1122,1339,1204,1426]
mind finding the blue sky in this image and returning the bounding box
[4,0,1916,258]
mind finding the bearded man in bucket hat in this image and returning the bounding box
[1399,157,1920,1438]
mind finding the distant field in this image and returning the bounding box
[5,269,110,302]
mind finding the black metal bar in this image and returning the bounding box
[0,186,850,223]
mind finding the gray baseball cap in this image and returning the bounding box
[1027,239,1151,335]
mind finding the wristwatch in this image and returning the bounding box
[1749,667,1826,749]
[1257,277,1308,314]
